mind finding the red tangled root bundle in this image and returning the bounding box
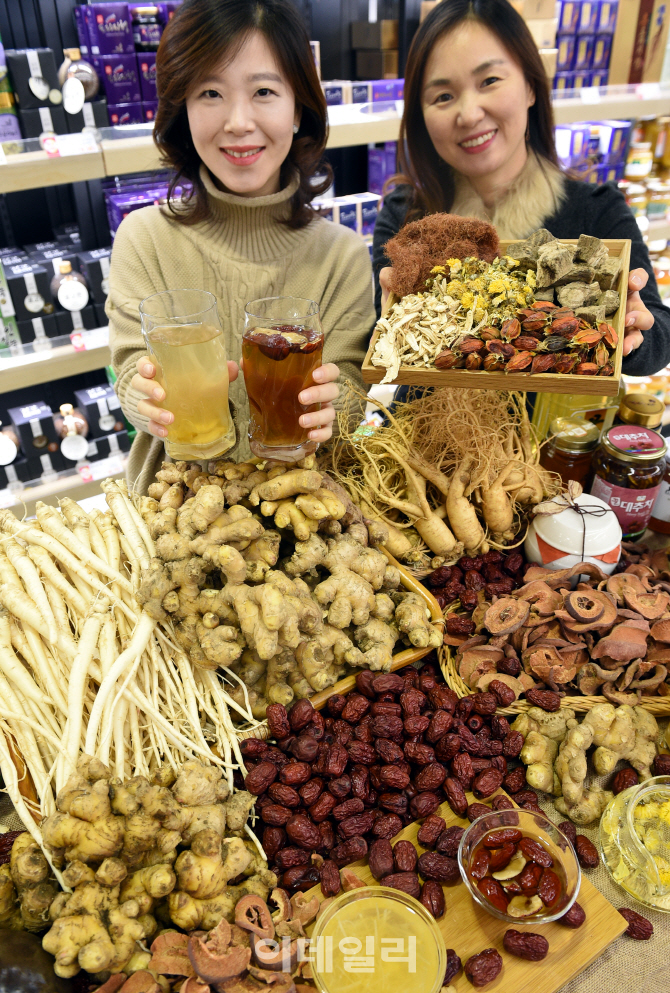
[385,213,500,299]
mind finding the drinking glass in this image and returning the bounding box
[242,296,324,461]
[140,288,236,461]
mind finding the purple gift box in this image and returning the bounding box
[74,5,90,56]
[142,101,158,122]
[578,0,599,33]
[555,122,591,167]
[590,70,609,87]
[138,52,157,101]
[597,120,632,164]
[572,70,592,89]
[393,79,404,100]
[129,4,163,49]
[371,80,396,102]
[554,71,575,92]
[592,34,612,71]
[558,0,581,33]
[157,1,183,23]
[106,185,169,237]
[95,55,141,104]
[352,82,371,103]
[107,102,144,126]
[355,193,381,236]
[85,4,134,56]
[597,0,618,33]
[323,82,345,106]
[556,35,576,71]
[574,34,595,71]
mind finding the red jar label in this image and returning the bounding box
[591,474,661,534]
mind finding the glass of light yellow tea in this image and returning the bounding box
[309,887,446,993]
[140,288,236,460]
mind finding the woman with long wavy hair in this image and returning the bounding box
[373,0,670,375]
[108,0,374,493]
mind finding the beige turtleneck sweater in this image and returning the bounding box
[107,168,375,494]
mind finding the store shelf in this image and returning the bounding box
[0,327,111,394]
[2,86,669,192]
[0,457,127,517]
[552,82,670,125]
[645,220,670,243]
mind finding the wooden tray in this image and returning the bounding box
[362,238,631,397]
[304,788,627,993]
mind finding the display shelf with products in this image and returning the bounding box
[2,84,670,193]
[0,327,111,393]
[0,453,127,517]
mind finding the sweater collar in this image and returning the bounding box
[196,164,305,261]
[451,152,566,241]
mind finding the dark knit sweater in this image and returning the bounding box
[372,179,670,377]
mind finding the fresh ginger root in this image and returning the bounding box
[42,856,148,978]
[394,592,442,649]
[119,862,176,915]
[168,831,253,931]
[520,732,558,793]
[0,863,20,928]
[583,703,658,778]
[295,624,351,691]
[248,469,322,505]
[9,832,58,931]
[243,530,281,582]
[135,558,177,621]
[347,617,398,671]
[553,721,613,825]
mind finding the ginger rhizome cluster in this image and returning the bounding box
[137,457,440,718]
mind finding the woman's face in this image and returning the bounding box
[421,21,535,187]
[186,30,299,198]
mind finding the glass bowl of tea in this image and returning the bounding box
[458,808,581,923]
[309,886,447,993]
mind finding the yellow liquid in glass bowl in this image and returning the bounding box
[311,889,445,993]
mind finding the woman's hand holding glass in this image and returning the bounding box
[132,355,340,443]
[132,356,239,439]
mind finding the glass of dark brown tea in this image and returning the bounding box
[242,296,324,461]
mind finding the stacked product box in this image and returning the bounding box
[321,78,404,105]
[368,142,398,195]
[103,175,173,238]
[554,118,631,182]
[554,0,618,91]
[59,384,130,470]
[0,30,23,144]
[7,401,63,481]
[312,192,381,238]
[75,3,183,125]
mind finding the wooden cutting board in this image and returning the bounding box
[305,789,627,993]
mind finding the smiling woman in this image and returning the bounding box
[106,0,375,494]
[373,0,670,378]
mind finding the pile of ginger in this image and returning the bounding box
[0,754,273,980]
[135,457,441,717]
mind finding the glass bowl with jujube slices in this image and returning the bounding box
[458,808,581,923]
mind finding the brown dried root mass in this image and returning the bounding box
[384,213,500,298]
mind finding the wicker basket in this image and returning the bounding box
[439,643,670,718]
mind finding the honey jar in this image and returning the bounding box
[590,425,667,539]
[539,417,600,488]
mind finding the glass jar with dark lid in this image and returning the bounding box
[539,417,600,488]
[591,425,667,539]
[615,392,664,428]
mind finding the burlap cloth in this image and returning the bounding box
[1,724,668,991]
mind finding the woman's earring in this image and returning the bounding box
[293,124,299,134]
